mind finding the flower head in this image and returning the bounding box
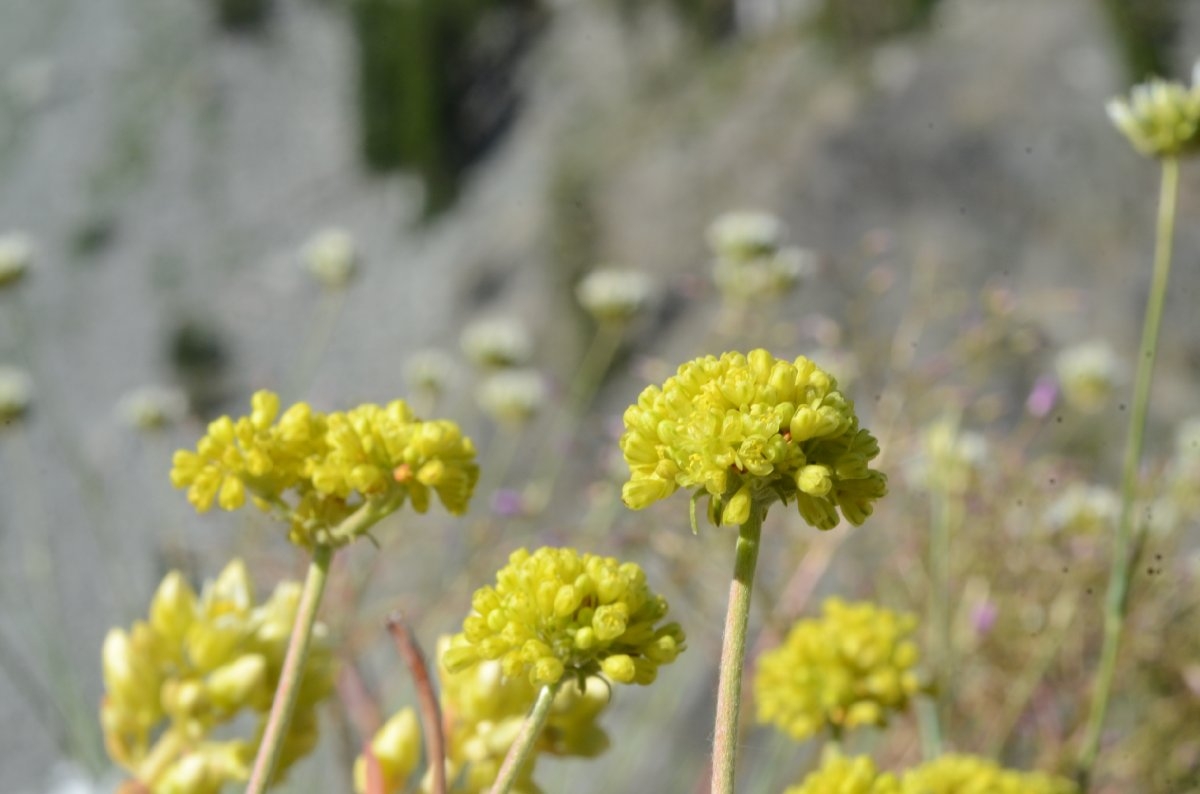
[443,547,685,688]
[619,349,885,529]
[786,752,900,794]
[101,560,335,791]
[1107,66,1200,158]
[899,754,1077,794]
[478,369,547,426]
[301,227,357,288]
[575,268,653,323]
[353,708,421,794]
[1055,341,1121,414]
[1043,482,1119,535]
[169,390,478,547]
[909,417,988,494]
[461,318,533,369]
[116,385,189,430]
[755,598,921,741]
[0,365,33,424]
[0,231,33,289]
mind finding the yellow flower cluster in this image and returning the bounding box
[900,754,1077,794]
[1107,64,1200,159]
[786,752,899,794]
[169,390,478,546]
[353,637,612,794]
[101,560,335,793]
[443,547,686,688]
[755,599,920,741]
[619,350,886,529]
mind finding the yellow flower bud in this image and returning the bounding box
[205,655,267,712]
[353,707,421,794]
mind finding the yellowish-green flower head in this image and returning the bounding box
[619,349,886,529]
[575,267,653,323]
[1107,64,1200,158]
[169,390,478,546]
[786,752,900,794]
[1055,341,1121,415]
[443,547,685,688]
[101,560,335,792]
[899,754,1078,794]
[755,598,921,741]
[0,231,33,289]
[435,635,611,793]
[353,708,421,794]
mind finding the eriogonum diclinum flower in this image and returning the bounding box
[169,390,478,547]
[353,708,421,794]
[117,385,190,431]
[575,268,653,324]
[101,560,335,792]
[460,317,533,369]
[899,754,1077,794]
[1107,62,1200,159]
[755,599,921,741]
[908,417,988,494]
[785,752,900,794]
[301,227,358,288]
[435,635,611,793]
[1043,482,1119,535]
[0,231,33,289]
[0,365,33,423]
[443,547,686,688]
[478,369,548,427]
[619,349,886,529]
[1054,341,1122,415]
[707,211,816,301]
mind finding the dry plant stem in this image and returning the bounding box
[1077,156,1180,787]
[489,683,557,794]
[387,613,447,794]
[712,506,765,794]
[246,543,333,794]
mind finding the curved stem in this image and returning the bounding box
[712,505,765,794]
[246,543,333,794]
[489,683,557,794]
[1076,156,1179,787]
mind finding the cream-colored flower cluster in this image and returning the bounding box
[707,211,815,301]
[575,267,653,324]
[443,547,686,687]
[1107,62,1200,159]
[101,560,335,793]
[169,390,478,547]
[755,599,920,740]
[619,349,886,529]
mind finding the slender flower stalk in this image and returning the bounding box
[1077,156,1180,786]
[712,504,764,794]
[488,684,558,794]
[246,543,334,794]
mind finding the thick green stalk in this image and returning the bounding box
[1077,156,1179,787]
[489,684,557,794]
[712,505,765,794]
[246,543,333,794]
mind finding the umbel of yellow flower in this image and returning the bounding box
[170,390,478,547]
[899,754,1078,794]
[619,349,886,529]
[443,547,686,688]
[101,560,335,793]
[1107,62,1200,159]
[786,751,899,794]
[755,599,921,741]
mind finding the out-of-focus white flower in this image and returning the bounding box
[909,417,989,492]
[706,211,784,261]
[1055,341,1122,414]
[116,385,189,430]
[575,267,653,323]
[301,227,357,288]
[404,349,457,398]
[460,317,533,369]
[0,232,33,289]
[478,368,546,425]
[1044,482,1119,535]
[0,365,33,423]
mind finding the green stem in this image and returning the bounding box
[1076,156,1179,787]
[489,683,557,794]
[923,479,955,758]
[245,543,333,794]
[712,505,765,794]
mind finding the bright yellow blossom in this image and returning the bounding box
[786,751,900,794]
[169,390,478,546]
[900,754,1077,794]
[755,599,921,741]
[101,560,335,792]
[619,349,885,529]
[443,547,685,688]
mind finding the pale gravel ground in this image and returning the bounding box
[1,0,1199,790]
